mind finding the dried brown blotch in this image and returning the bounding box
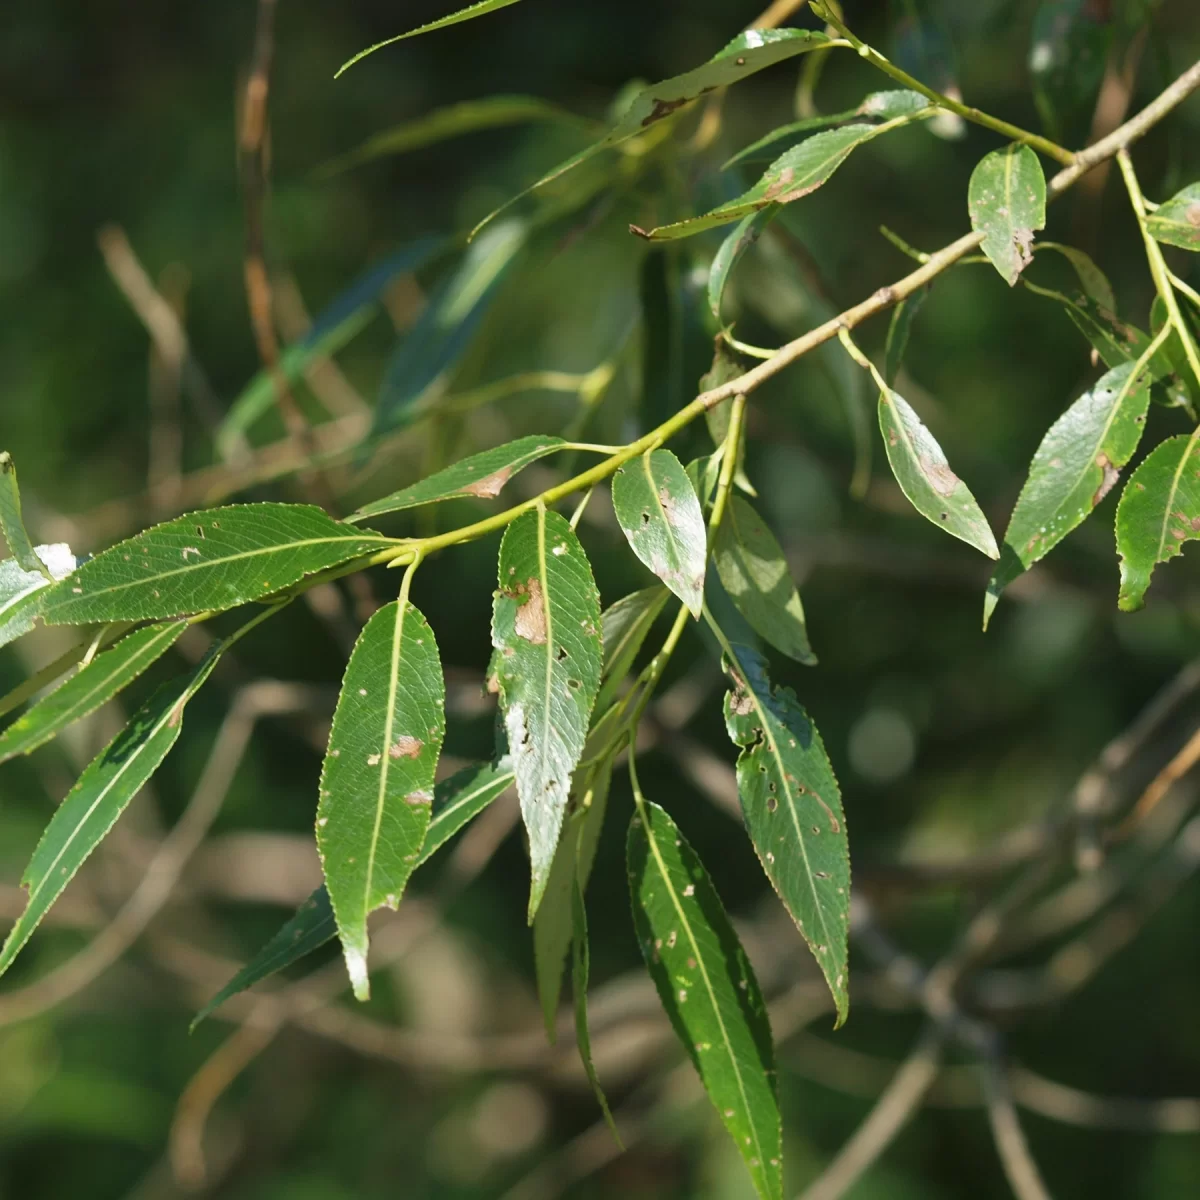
[404,789,433,807]
[1092,453,1120,507]
[463,466,513,499]
[514,577,548,645]
[1186,202,1200,229]
[389,736,423,760]
[642,96,688,126]
[920,457,959,498]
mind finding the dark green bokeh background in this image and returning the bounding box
[3,1,1200,1197]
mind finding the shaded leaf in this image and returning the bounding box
[419,759,515,864]
[709,207,777,321]
[1030,0,1113,142]
[968,144,1047,285]
[700,343,755,496]
[723,643,850,1025]
[628,801,781,1200]
[317,599,445,1000]
[336,0,525,75]
[879,388,999,558]
[42,505,389,626]
[0,646,222,979]
[633,124,882,242]
[1116,431,1200,610]
[0,622,186,764]
[1150,294,1200,405]
[351,436,568,521]
[1146,183,1200,252]
[1036,241,1116,310]
[595,587,670,716]
[611,450,707,617]
[0,544,75,651]
[884,286,928,386]
[714,497,816,665]
[0,453,50,579]
[492,508,603,918]
[985,358,1156,626]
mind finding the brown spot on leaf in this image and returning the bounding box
[463,466,513,499]
[921,457,959,497]
[642,96,688,126]
[405,789,433,806]
[514,577,548,644]
[1092,453,1120,507]
[389,736,423,760]
[1013,227,1035,271]
[1187,202,1200,229]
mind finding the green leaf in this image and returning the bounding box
[628,801,781,1200]
[723,643,850,1026]
[534,761,611,1039]
[371,221,527,441]
[317,599,445,1000]
[0,647,222,979]
[194,761,514,1025]
[884,286,928,386]
[41,504,390,626]
[1146,183,1200,252]
[633,124,882,242]
[1036,241,1116,310]
[714,496,816,665]
[336,0,526,75]
[1150,295,1200,404]
[879,388,999,558]
[968,144,1047,285]
[1030,0,1113,142]
[611,451,707,617]
[192,888,336,1028]
[595,587,670,716]
[0,453,50,579]
[217,239,446,455]
[723,89,928,168]
[350,435,568,521]
[473,28,831,238]
[0,544,75,651]
[1116,431,1200,610]
[0,622,186,764]
[492,508,603,919]
[709,207,778,322]
[985,358,1156,627]
[572,872,621,1145]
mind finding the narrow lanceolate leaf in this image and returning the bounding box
[493,509,603,918]
[336,0,525,75]
[0,453,50,579]
[195,761,513,1025]
[0,544,75,651]
[884,287,928,386]
[714,497,816,665]
[1145,183,1200,252]
[41,504,390,626]
[535,762,611,1038]
[723,644,850,1026]
[985,358,1156,627]
[572,875,621,1144]
[473,29,830,238]
[628,802,781,1200]
[1036,241,1115,310]
[709,207,777,321]
[350,436,568,521]
[595,587,669,715]
[1116,432,1200,610]
[0,648,222,979]
[0,622,186,764]
[317,600,445,1000]
[633,124,881,242]
[968,144,1047,285]
[612,451,707,617]
[879,389,999,558]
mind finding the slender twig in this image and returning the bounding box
[980,1051,1055,1200]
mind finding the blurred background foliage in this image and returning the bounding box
[3,0,1200,1197]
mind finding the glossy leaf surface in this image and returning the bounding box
[0,453,49,579]
[1145,182,1200,252]
[968,144,1046,285]
[317,599,445,1000]
[0,544,75,651]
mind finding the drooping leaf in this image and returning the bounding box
[350,436,568,522]
[336,0,526,75]
[534,761,611,1038]
[1146,183,1200,252]
[968,144,1047,285]
[1116,431,1200,610]
[633,124,883,242]
[572,872,621,1144]
[723,89,928,168]
[701,344,755,496]
[1062,293,1149,370]
[0,453,50,579]
[1150,294,1200,405]
[1036,241,1116,310]
[317,599,446,1000]
[1029,0,1113,143]
[492,508,603,918]
[611,451,707,617]
[985,358,1156,627]
[371,221,527,441]
[714,497,816,665]
[473,28,831,238]
[0,544,75,651]
[879,388,999,558]
[708,207,778,321]
[0,647,223,979]
[41,505,390,626]
[628,801,782,1200]
[594,587,670,716]
[195,761,514,1025]
[0,622,186,764]
[217,238,446,455]
[723,643,850,1026]
[884,286,928,386]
